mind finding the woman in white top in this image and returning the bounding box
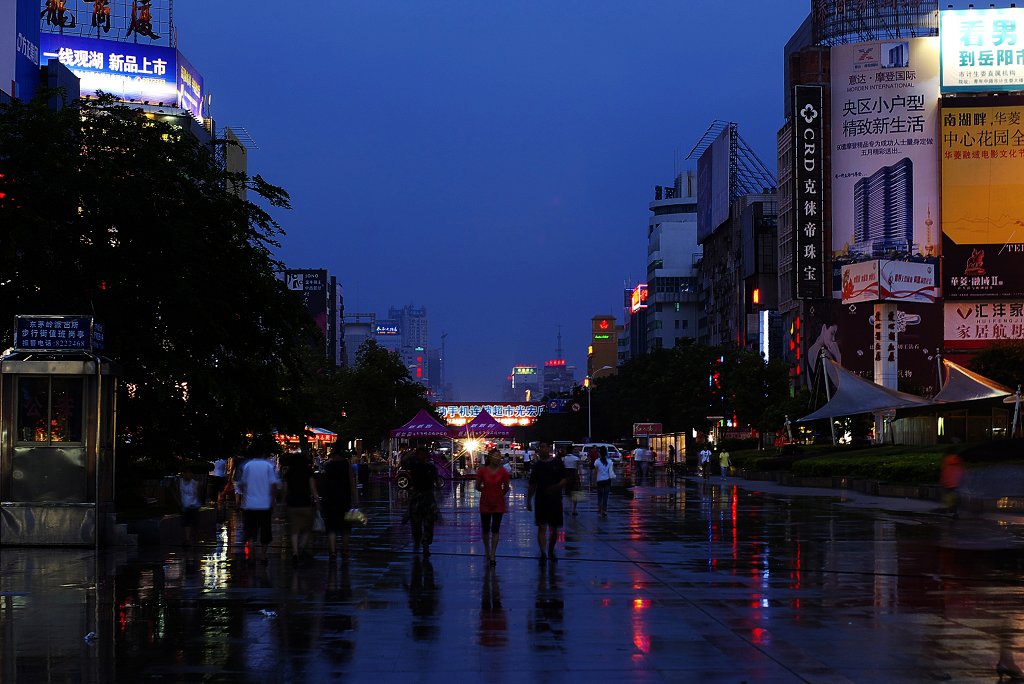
[589,446,615,517]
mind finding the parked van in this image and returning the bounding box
[573,443,623,463]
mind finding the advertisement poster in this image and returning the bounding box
[940,8,1024,93]
[941,103,1024,299]
[944,301,1024,350]
[831,37,941,261]
[813,300,943,396]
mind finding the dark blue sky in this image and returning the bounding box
[175,1,810,400]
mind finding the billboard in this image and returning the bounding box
[841,260,937,304]
[282,269,328,338]
[630,284,649,313]
[1,0,41,100]
[374,323,399,336]
[940,8,1024,93]
[830,37,941,260]
[435,402,545,427]
[794,85,826,300]
[941,103,1024,300]
[38,34,203,122]
[944,301,1024,350]
[696,127,732,242]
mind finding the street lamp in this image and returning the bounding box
[586,365,615,442]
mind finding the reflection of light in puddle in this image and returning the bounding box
[632,598,652,654]
[752,627,769,644]
[633,599,651,610]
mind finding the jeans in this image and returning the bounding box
[596,479,611,511]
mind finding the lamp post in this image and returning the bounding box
[586,365,615,442]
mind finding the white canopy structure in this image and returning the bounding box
[932,359,1012,403]
[798,359,934,422]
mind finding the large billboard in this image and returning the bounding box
[1,0,41,100]
[282,269,328,339]
[696,127,732,242]
[944,301,1024,350]
[794,85,826,300]
[940,8,1024,93]
[841,260,937,304]
[38,33,203,122]
[830,37,941,260]
[435,402,545,427]
[941,102,1024,300]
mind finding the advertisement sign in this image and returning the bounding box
[38,34,203,122]
[941,103,1024,299]
[940,9,1024,93]
[794,85,826,300]
[944,301,1024,350]
[830,37,941,260]
[633,422,663,437]
[282,269,328,337]
[14,315,104,352]
[844,260,937,303]
[435,402,545,427]
[827,300,943,396]
[630,284,649,313]
[841,261,880,303]
[696,127,732,242]
[512,366,537,376]
[1,0,41,100]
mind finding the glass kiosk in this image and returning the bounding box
[1,315,117,546]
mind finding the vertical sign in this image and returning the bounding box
[794,85,826,300]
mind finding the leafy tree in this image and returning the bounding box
[0,93,319,462]
[334,340,432,449]
[970,341,1024,391]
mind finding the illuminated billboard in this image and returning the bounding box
[944,301,1024,350]
[512,366,537,376]
[374,323,399,336]
[435,402,545,427]
[794,85,826,300]
[940,8,1024,93]
[830,37,940,260]
[941,103,1024,299]
[39,33,204,122]
[841,260,937,304]
[630,284,649,313]
[282,269,328,338]
[1,0,41,100]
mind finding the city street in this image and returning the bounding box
[4,475,1024,683]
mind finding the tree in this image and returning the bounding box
[970,341,1024,391]
[334,340,432,449]
[0,93,319,462]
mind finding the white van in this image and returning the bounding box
[574,443,623,463]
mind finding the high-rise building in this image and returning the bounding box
[852,158,914,257]
[281,269,344,367]
[343,313,376,366]
[588,316,618,378]
[647,172,703,351]
[388,305,430,389]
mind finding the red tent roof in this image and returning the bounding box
[390,409,453,438]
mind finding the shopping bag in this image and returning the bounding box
[570,490,587,503]
[344,509,368,525]
[312,509,325,532]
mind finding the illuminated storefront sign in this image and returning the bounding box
[941,103,1024,299]
[630,284,649,313]
[374,324,399,335]
[794,84,826,299]
[944,301,1024,349]
[940,8,1024,92]
[435,402,545,427]
[39,33,204,122]
[830,37,940,260]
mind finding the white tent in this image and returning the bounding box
[798,359,933,422]
[932,358,1012,403]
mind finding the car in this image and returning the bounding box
[573,443,623,463]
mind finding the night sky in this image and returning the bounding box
[174,1,811,400]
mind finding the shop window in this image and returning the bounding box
[17,376,84,444]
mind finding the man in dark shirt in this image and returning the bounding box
[280,449,318,566]
[408,447,440,555]
[527,442,566,561]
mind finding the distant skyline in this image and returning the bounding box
[174,1,812,399]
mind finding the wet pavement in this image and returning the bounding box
[5,473,1024,682]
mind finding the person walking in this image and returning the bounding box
[941,452,965,519]
[177,466,201,546]
[281,448,319,566]
[319,447,358,562]
[527,442,566,560]
[633,440,651,484]
[236,449,280,563]
[562,445,582,516]
[408,447,440,556]
[590,446,615,517]
[207,457,227,505]
[699,446,713,478]
[475,448,511,565]
[719,449,732,479]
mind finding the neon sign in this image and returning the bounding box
[630,284,649,313]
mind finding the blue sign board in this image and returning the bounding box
[15,316,105,352]
[15,0,40,100]
[38,33,203,121]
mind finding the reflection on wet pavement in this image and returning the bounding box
[4,476,1024,682]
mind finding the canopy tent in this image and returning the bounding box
[389,409,454,438]
[454,408,515,439]
[273,426,337,443]
[798,359,933,422]
[932,358,1012,403]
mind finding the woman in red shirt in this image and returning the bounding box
[476,448,511,565]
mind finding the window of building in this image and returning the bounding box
[17,376,84,444]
